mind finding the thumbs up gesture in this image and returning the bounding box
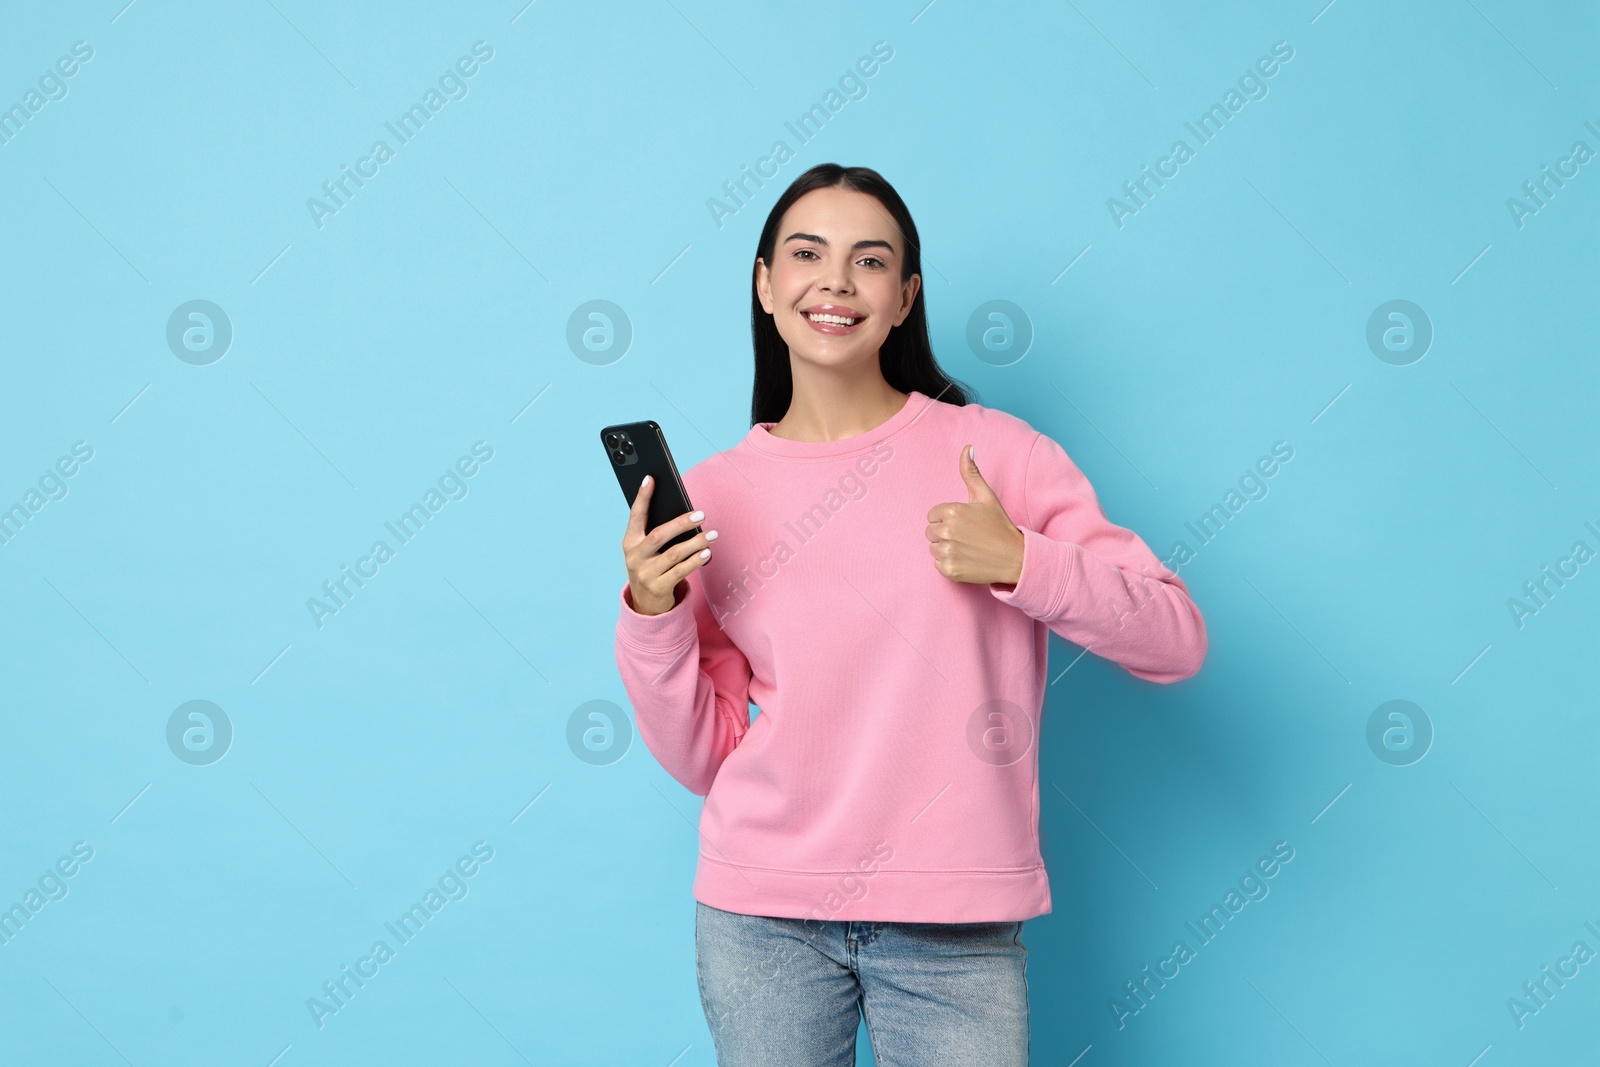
[926,444,1025,587]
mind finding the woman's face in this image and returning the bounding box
[756,186,921,373]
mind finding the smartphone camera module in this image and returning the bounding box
[606,430,637,467]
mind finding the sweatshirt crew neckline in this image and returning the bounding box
[745,389,933,459]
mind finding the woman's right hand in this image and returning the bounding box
[622,474,717,616]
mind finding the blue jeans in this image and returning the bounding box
[694,901,1030,1066]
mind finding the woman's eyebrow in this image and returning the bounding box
[782,231,896,254]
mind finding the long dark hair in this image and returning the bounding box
[749,164,973,426]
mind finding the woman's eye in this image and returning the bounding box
[859,257,885,269]
[793,249,818,260]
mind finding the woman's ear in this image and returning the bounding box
[754,257,774,314]
[895,273,921,325]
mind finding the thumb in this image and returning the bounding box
[961,444,996,504]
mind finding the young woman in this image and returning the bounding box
[614,163,1207,1066]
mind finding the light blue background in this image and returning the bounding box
[2,1,1596,1064]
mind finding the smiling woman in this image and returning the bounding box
[613,163,1207,1067]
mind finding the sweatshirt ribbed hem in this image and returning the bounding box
[692,854,1052,924]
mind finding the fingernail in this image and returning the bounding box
[706,530,718,541]
[691,510,705,521]
[699,548,710,558]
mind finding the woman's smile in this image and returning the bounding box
[801,303,867,335]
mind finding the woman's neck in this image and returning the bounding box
[768,378,910,443]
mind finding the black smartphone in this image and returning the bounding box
[600,420,702,553]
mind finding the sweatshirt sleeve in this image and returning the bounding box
[614,571,753,795]
[988,431,1207,683]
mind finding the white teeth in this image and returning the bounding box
[807,312,859,326]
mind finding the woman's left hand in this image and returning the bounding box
[926,445,1025,587]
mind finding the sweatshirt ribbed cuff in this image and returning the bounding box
[615,581,696,653]
[988,526,1078,621]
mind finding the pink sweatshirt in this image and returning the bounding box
[613,389,1206,923]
